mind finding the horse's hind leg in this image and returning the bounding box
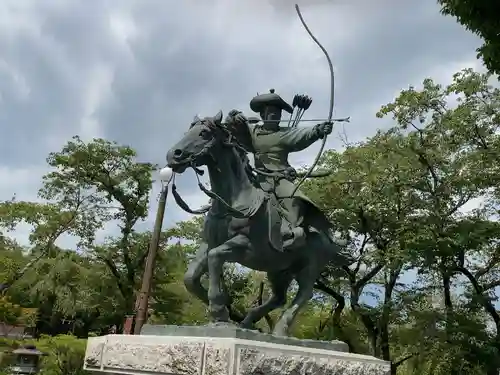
[240,271,292,330]
[273,261,320,337]
[184,242,209,305]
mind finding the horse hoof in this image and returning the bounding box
[272,328,288,337]
[239,323,257,331]
[209,321,237,328]
[209,306,230,322]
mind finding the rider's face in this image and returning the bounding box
[261,106,282,129]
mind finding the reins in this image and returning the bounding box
[170,121,258,219]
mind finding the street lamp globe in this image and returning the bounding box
[159,166,173,183]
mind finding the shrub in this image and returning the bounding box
[0,335,88,375]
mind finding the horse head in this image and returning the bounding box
[166,111,226,173]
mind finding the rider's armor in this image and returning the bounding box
[227,89,332,251]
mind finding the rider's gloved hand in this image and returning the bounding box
[226,110,248,126]
[314,121,333,138]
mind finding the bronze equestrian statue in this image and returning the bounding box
[166,4,352,337]
[166,111,351,336]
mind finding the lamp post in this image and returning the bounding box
[132,166,173,334]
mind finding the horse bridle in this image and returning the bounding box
[170,119,256,218]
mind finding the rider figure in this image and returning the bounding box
[225,89,333,250]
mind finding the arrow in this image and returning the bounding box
[247,117,350,124]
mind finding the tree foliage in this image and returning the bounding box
[302,68,500,374]
[438,0,500,76]
[1,68,500,375]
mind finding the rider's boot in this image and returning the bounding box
[282,226,306,250]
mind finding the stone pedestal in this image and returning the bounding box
[84,325,390,375]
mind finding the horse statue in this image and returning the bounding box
[166,111,351,336]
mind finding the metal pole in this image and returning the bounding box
[133,183,169,334]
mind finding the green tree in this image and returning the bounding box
[0,136,210,334]
[39,136,156,317]
[0,200,104,336]
[14,250,102,336]
[376,67,500,374]
[0,296,36,336]
[438,0,500,75]
[304,136,419,373]
[0,200,98,291]
[149,240,206,325]
[0,240,27,288]
[303,68,500,374]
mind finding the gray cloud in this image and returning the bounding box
[0,0,483,245]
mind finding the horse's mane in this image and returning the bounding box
[194,114,257,185]
[225,127,258,186]
[225,120,255,154]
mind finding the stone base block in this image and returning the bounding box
[140,324,349,353]
[84,326,390,375]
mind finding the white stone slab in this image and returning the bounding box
[140,324,349,353]
[84,334,391,375]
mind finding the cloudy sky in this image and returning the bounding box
[0,0,483,248]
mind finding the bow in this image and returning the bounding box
[290,3,335,198]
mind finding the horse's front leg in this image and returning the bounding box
[184,242,245,323]
[184,242,209,305]
[207,234,249,322]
